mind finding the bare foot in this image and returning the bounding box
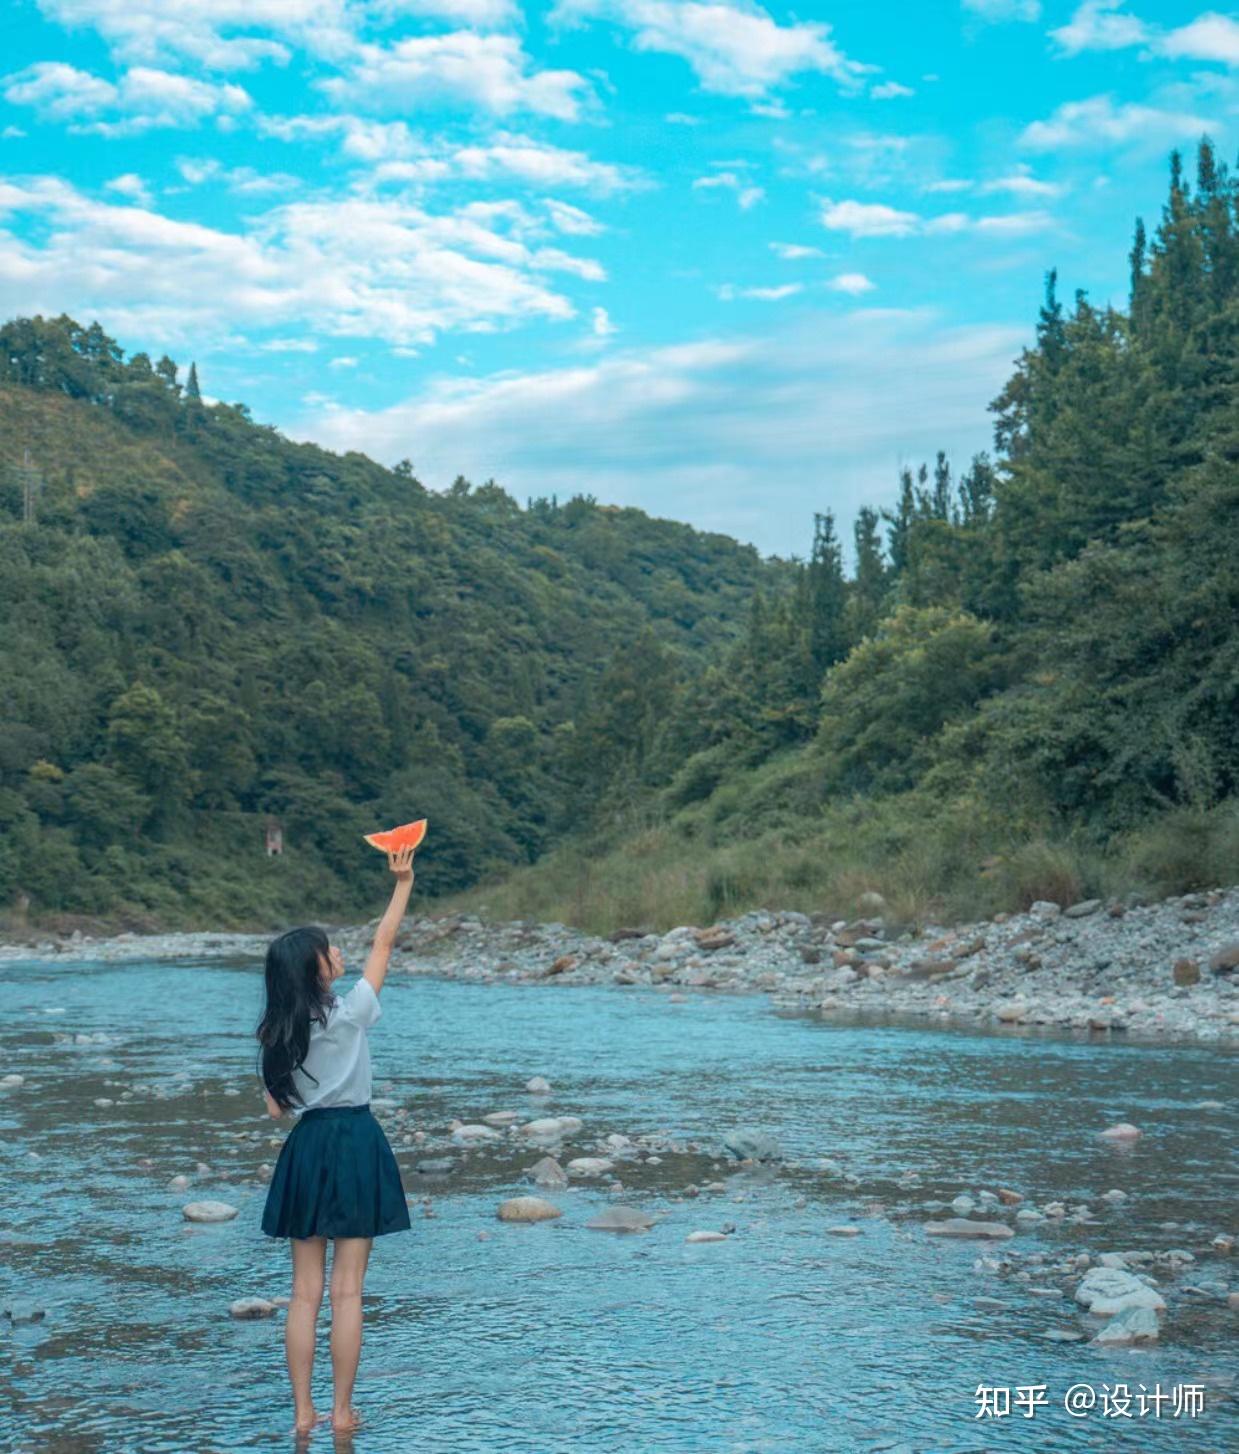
[331,1407,362,1432]
[292,1407,320,1436]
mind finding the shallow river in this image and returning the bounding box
[0,955,1235,1453]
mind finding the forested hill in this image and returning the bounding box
[451,140,1239,934]
[0,319,788,927]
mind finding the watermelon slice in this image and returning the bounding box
[362,818,428,854]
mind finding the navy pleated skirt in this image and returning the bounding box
[261,1103,412,1240]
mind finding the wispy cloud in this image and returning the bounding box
[3,61,250,134]
[549,0,875,99]
[0,175,597,348]
[1020,94,1213,150]
[289,309,1025,554]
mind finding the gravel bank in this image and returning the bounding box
[3,886,1237,1044]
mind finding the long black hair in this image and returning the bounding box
[255,926,337,1111]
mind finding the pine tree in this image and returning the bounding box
[186,363,202,401]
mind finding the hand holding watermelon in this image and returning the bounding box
[363,819,427,881]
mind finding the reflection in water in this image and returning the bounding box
[0,956,1235,1452]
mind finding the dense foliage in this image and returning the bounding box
[0,328,783,924]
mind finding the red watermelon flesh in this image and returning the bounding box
[363,818,428,853]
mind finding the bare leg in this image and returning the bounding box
[329,1236,372,1431]
[286,1235,326,1434]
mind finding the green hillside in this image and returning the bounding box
[0,321,787,928]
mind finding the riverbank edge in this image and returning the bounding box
[3,883,1237,1047]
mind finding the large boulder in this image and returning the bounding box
[1075,1267,1165,1316]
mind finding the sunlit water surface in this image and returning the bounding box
[0,956,1235,1454]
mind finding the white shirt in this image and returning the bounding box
[290,977,382,1116]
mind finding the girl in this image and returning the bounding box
[255,843,417,1436]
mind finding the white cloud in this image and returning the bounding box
[260,117,644,195]
[974,209,1054,235]
[259,336,319,351]
[1158,13,1239,65]
[104,171,152,204]
[870,80,914,99]
[176,156,299,192]
[693,170,764,209]
[287,308,1025,556]
[0,175,599,349]
[962,0,1041,20]
[32,0,326,70]
[1050,1,1148,55]
[827,272,875,294]
[2,61,251,134]
[321,32,593,121]
[591,304,617,335]
[1020,94,1213,149]
[979,167,1064,197]
[549,0,874,99]
[380,0,521,24]
[819,195,1053,239]
[329,354,359,368]
[819,198,920,237]
[770,241,824,259]
[546,199,605,235]
[716,281,802,301]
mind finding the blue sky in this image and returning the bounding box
[0,1,1231,557]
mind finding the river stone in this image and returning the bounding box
[525,1076,552,1094]
[483,1111,520,1125]
[686,1230,728,1243]
[1029,900,1061,919]
[1172,958,1200,986]
[1094,1304,1161,1345]
[2,1301,46,1324]
[527,1156,568,1188]
[1065,899,1102,918]
[721,1128,782,1162]
[1098,1122,1142,1141]
[229,1297,278,1319]
[1209,942,1239,975]
[451,1124,500,1143]
[825,1225,862,1237]
[1074,1267,1166,1315]
[497,1196,562,1223]
[567,1157,613,1176]
[586,1205,656,1233]
[519,1117,568,1142]
[0,1074,24,1087]
[183,1201,239,1223]
[414,1157,457,1175]
[924,1219,1014,1239]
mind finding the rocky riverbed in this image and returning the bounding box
[4,885,1238,1043]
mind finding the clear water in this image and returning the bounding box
[1,956,1235,1453]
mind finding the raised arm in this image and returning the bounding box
[362,844,416,996]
